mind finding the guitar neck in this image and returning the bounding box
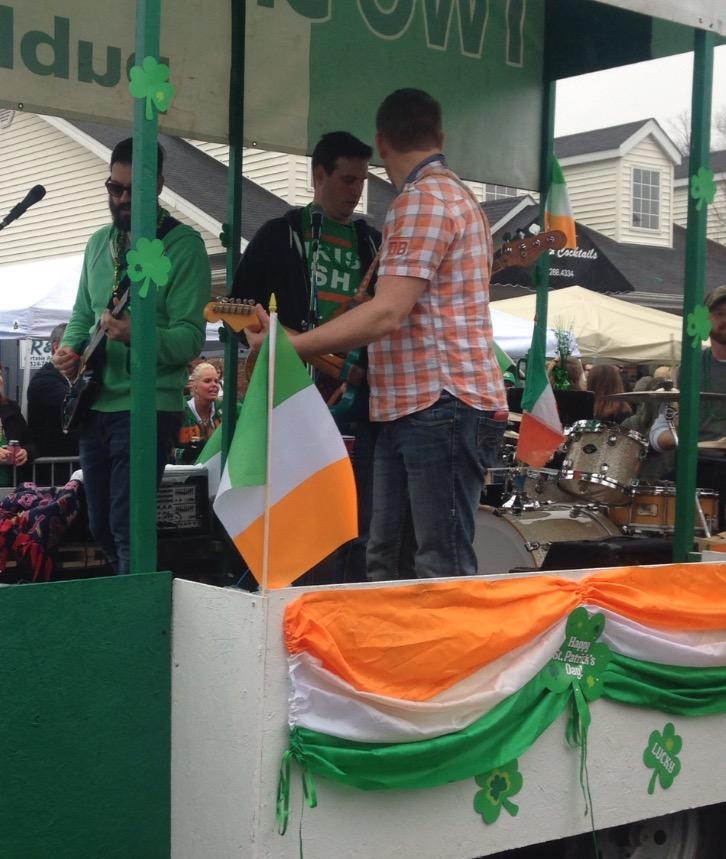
[79,286,131,367]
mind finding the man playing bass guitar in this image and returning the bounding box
[53,138,210,574]
[232,131,381,584]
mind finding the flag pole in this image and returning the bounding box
[260,310,277,592]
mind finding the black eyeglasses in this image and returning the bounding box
[105,178,132,198]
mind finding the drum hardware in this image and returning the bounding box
[606,389,726,403]
[558,420,648,506]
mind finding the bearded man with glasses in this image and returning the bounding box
[53,137,211,574]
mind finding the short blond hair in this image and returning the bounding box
[189,362,219,385]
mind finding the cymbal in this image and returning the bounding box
[504,429,519,440]
[606,389,726,403]
[698,438,726,450]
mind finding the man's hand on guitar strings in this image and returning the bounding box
[53,346,80,378]
[102,307,131,343]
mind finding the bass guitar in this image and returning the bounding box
[61,285,132,434]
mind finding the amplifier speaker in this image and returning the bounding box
[540,535,673,571]
[157,466,210,535]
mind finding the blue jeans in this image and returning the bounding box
[367,393,507,580]
[79,410,179,574]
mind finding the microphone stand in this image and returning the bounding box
[307,214,323,379]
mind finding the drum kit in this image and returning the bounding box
[476,385,726,576]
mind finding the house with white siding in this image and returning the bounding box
[673,149,726,247]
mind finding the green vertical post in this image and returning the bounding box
[221,0,246,466]
[534,79,556,353]
[130,0,162,573]
[673,29,715,562]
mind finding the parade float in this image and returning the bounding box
[2,2,726,857]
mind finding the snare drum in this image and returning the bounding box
[474,504,621,575]
[607,485,718,535]
[559,420,648,505]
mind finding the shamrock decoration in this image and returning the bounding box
[129,56,175,121]
[127,237,171,299]
[643,722,682,795]
[686,303,712,349]
[473,760,523,824]
[690,166,716,211]
[543,607,610,704]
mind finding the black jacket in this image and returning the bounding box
[231,208,381,332]
[0,399,34,458]
[27,362,78,457]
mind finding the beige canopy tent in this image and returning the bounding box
[494,285,683,364]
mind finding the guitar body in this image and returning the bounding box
[62,339,106,433]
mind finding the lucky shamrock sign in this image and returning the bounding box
[643,723,682,795]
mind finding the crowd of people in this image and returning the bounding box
[2,88,722,584]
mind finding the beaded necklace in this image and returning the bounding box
[111,206,169,300]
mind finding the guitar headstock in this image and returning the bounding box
[492,229,567,275]
[204,298,261,333]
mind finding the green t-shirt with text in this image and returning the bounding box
[301,205,362,324]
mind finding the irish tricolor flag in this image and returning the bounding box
[213,316,357,588]
[516,334,563,467]
[544,156,577,249]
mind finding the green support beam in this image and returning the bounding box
[673,29,715,562]
[130,0,162,573]
[534,79,556,351]
[221,0,247,466]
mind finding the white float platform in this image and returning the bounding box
[170,572,726,859]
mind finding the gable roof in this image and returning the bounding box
[60,119,291,242]
[674,149,726,181]
[555,118,681,166]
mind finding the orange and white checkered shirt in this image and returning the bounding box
[368,160,506,422]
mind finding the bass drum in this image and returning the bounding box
[474,504,621,575]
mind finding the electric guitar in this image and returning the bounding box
[62,285,132,434]
[207,230,567,422]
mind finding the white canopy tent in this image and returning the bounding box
[494,285,683,363]
[0,256,575,359]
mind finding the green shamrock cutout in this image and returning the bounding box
[690,166,716,211]
[129,56,175,121]
[543,607,610,703]
[127,237,171,299]
[473,760,523,824]
[686,304,712,349]
[643,723,682,795]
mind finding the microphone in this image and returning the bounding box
[0,185,46,230]
[310,203,324,243]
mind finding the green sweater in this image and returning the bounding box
[62,221,211,412]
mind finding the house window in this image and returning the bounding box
[485,183,517,202]
[632,167,660,230]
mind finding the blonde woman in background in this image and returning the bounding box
[175,362,222,463]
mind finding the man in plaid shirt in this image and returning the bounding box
[249,89,507,579]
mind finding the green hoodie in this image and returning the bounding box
[62,221,211,412]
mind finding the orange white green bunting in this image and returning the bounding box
[544,155,576,249]
[275,563,726,830]
[213,317,357,589]
[285,563,726,700]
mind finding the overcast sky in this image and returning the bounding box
[555,44,726,144]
